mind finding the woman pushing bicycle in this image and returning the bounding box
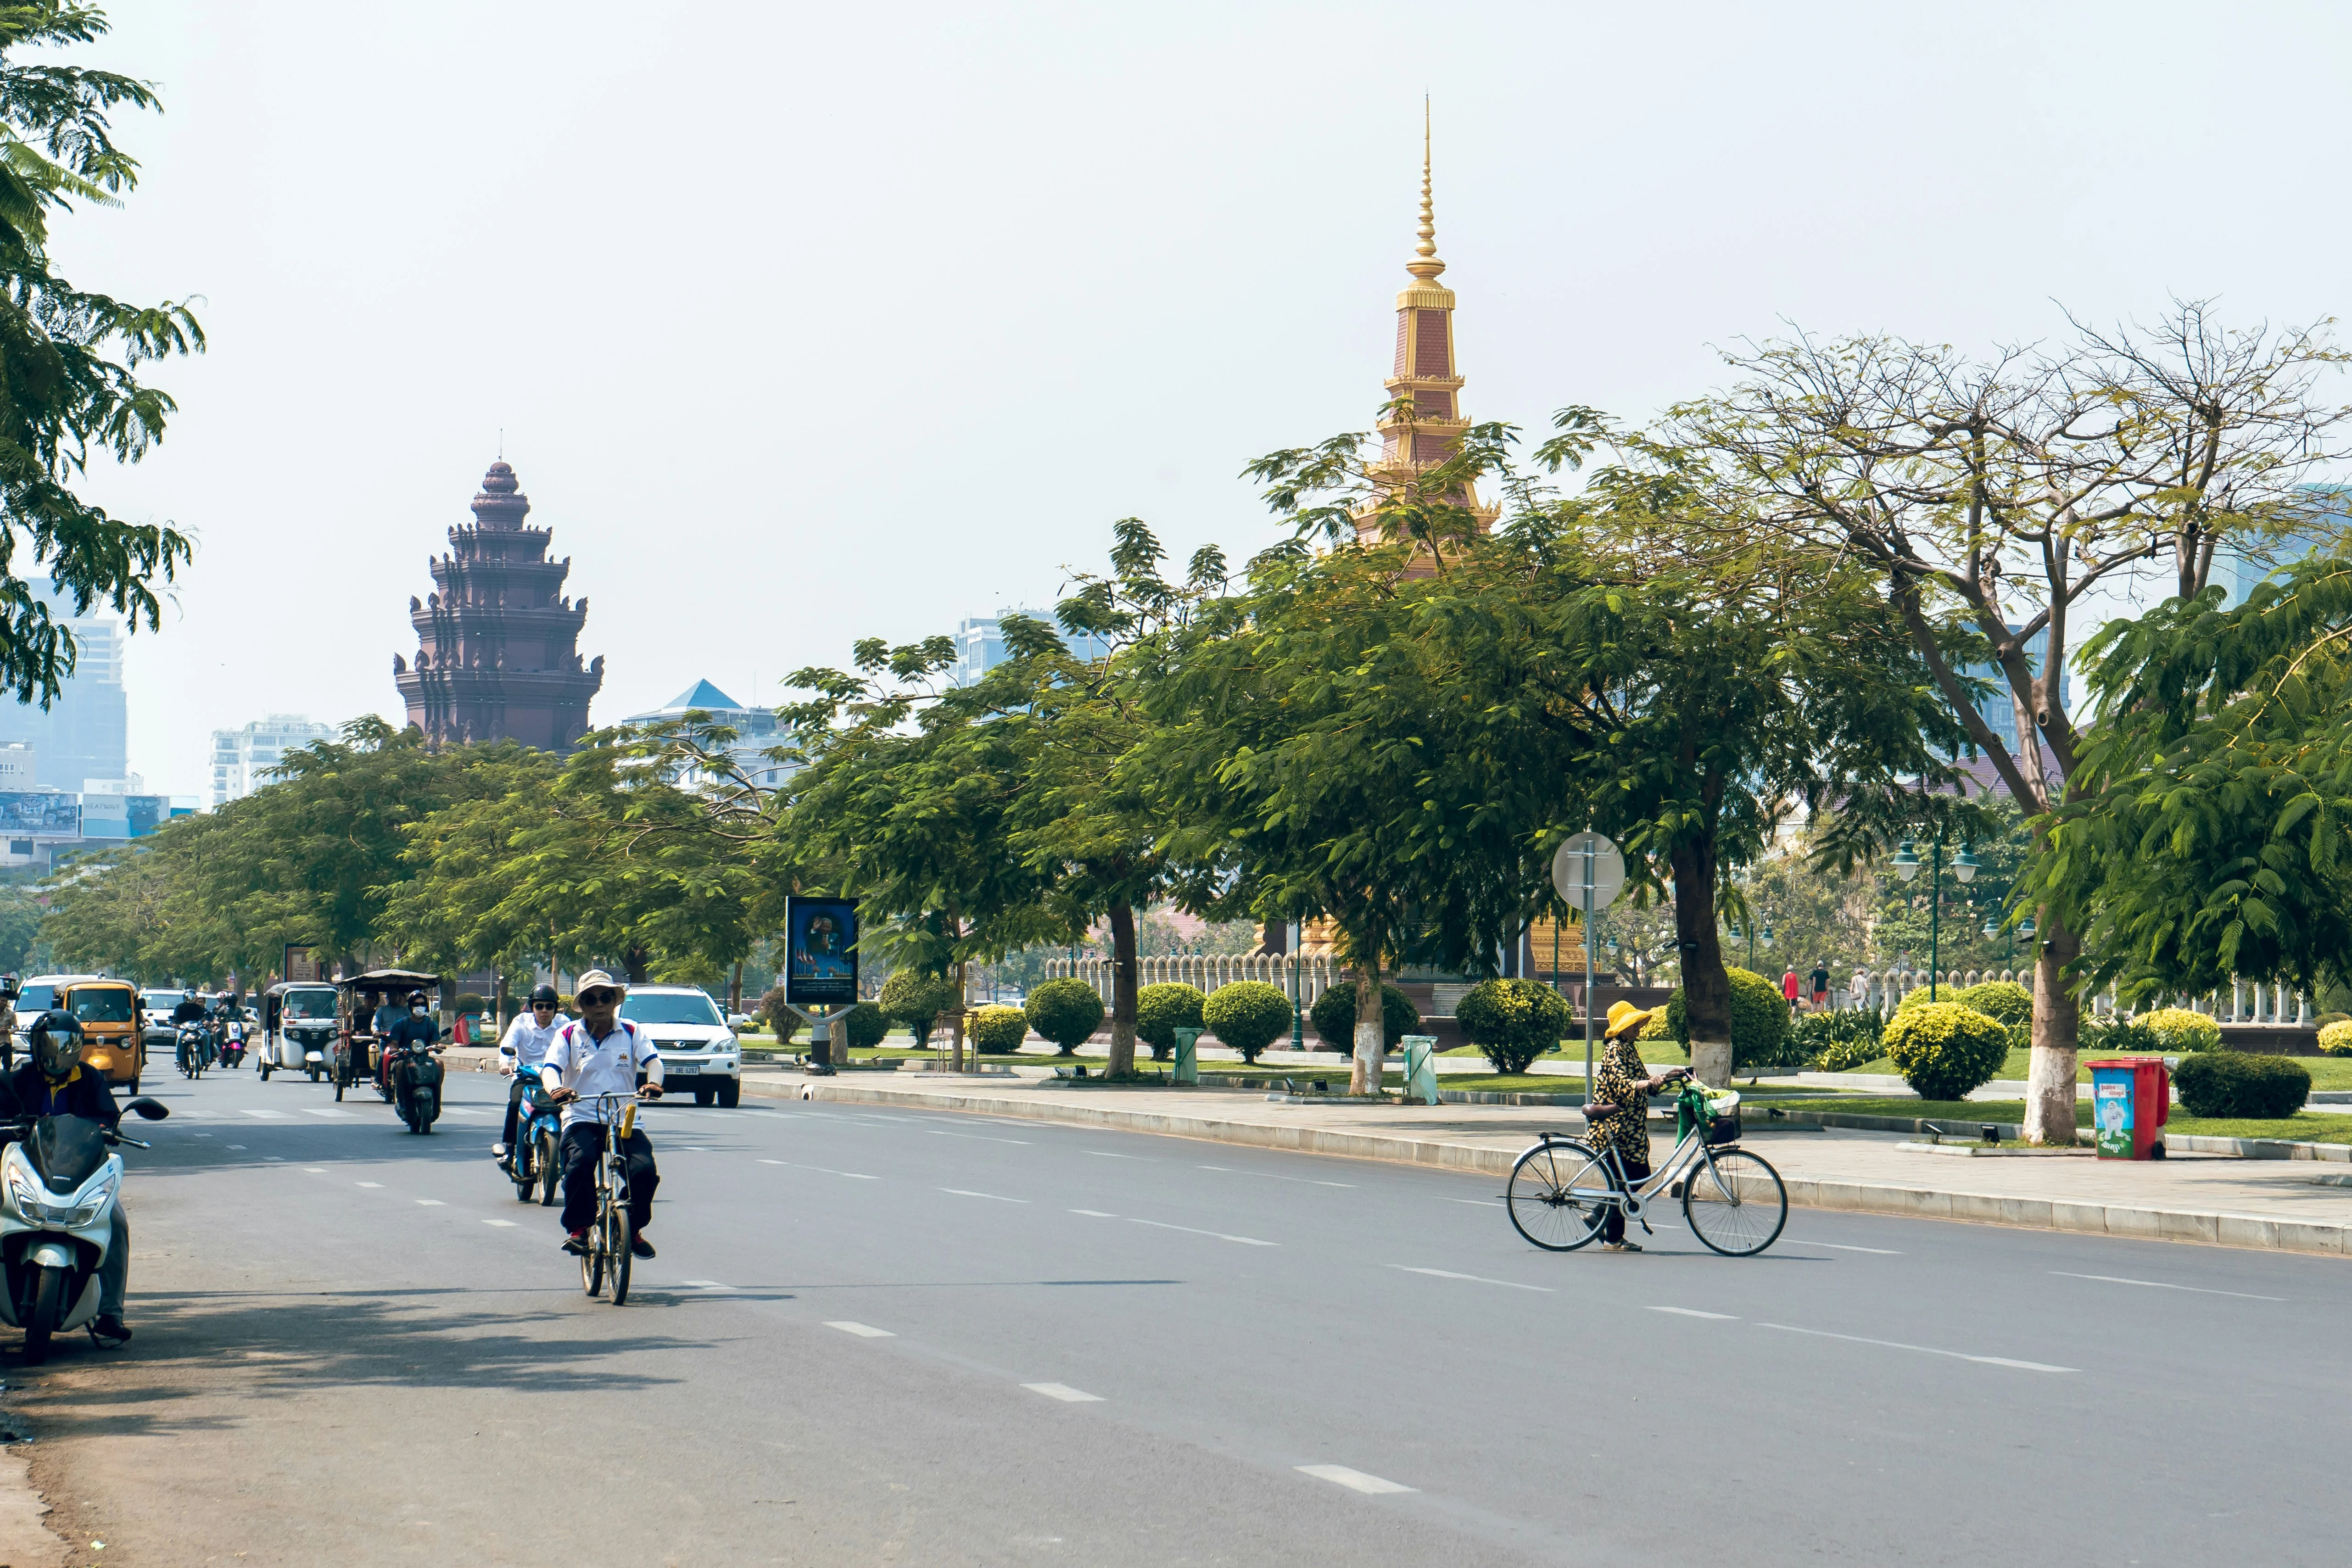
[1582,1000,1690,1253]
[541,970,665,1261]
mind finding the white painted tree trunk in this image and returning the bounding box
[2025,917,2081,1146]
[1353,1017,1386,1096]
[1688,1037,1732,1091]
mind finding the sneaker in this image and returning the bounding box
[491,1142,508,1159]
[1599,1240,1643,1254]
[630,1235,656,1260]
[89,1314,131,1346]
[561,1233,589,1256]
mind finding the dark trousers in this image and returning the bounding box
[559,1123,658,1235]
[1602,1153,1651,1244]
[502,1077,525,1147]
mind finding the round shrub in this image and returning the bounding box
[2319,1020,2352,1058]
[1203,980,1292,1063]
[1638,1006,1670,1042]
[840,1001,889,1052]
[1310,981,1420,1053]
[1666,967,1790,1072]
[453,991,486,1018]
[880,970,963,1047]
[969,1004,1029,1054]
[1881,1002,2010,1102]
[2137,1006,2222,1054]
[2173,1050,2310,1118]
[1455,978,1571,1073]
[1025,978,1105,1055]
[1951,980,2032,1028]
[758,985,803,1044]
[1135,982,1207,1062]
[2316,1010,2350,1029]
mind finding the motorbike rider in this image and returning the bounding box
[383,990,441,1105]
[171,988,213,1069]
[492,984,569,1165]
[539,970,663,1261]
[1,1011,132,1346]
[0,974,17,1072]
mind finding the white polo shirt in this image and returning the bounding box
[497,1011,571,1071]
[540,1017,663,1128]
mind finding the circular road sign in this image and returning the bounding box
[1551,832,1626,913]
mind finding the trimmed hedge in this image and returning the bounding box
[1024,978,1104,1055]
[969,1004,1029,1054]
[1135,982,1207,1061]
[453,991,486,1017]
[879,970,963,1047]
[2319,1019,2352,1058]
[1791,1006,1884,1071]
[1951,980,2032,1027]
[1881,1002,2010,1102]
[841,1001,889,1051]
[1638,1006,1671,1042]
[2137,1006,2222,1054]
[1202,981,1292,1063]
[1667,967,1791,1072]
[1310,981,1421,1053]
[2173,1050,2310,1118]
[2080,1016,2161,1055]
[1455,978,1571,1073]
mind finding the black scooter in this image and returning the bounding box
[391,1038,444,1134]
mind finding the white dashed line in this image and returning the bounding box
[683,1279,734,1292]
[929,1130,1032,1145]
[1649,1306,1737,1321]
[416,1200,445,1207]
[483,1220,519,1228]
[1082,1150,1143,1160]
[226,1145,246,1151]
[1126,1218,1275,1246]
[354,1182,383,1189]
[758,1159,879,1179]
[2050,1271,2285,1301]
[1391,1266,1552,1293]
[1440,1198,1503,1209]
[1022,1382,1103,1403]
[1070,1209,1117,1217]
[939,1188,1028,1203]
[825,1321,894,1338]
[238,1109,293,1119]
[263,1155,285,1162]
[1757,1322,2076,1373]
[303,1109,360,1120]
[303,1167,328,1173]
[1296,1464,1415,1495]
[1199,1165,1354,1188]
[1790,1239,1903,1255]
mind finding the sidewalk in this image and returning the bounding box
[737,1067,2352,1258]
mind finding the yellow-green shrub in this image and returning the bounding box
[2318,1019,2352,1057]
[2137,1007,2222,1054]
[1882,1002,2010,1101]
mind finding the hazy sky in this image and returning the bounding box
[36,0,2352,795]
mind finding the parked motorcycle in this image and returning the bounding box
[506,1065,561,1205]
[391,1035,444,1134]
[0,1098,169,1363]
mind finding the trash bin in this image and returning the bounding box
[1171,1027,1200,1087]
[1401,1034,1439,1105]
[2087,1056,2170,1159]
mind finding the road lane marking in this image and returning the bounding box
[304,1109,361,1119]
[238,1110,293,1119]
[416,1200,444,1207]
[1199,1165,1354,1188]
[929,1131,1032,1145]
[1127,1217,1275,1246]
[304,1167,328,1173]
[263,1156,285,1162]
[1391,1266,1553,1293]
[1082,1151,1143,1160]
[1296,1464,1414,1495]
[683,1279,734,1291]
[1758,1322,2076,1373]
[1022,1383,1103,1403]
[227,1145,247,1151]
[1070,1209,1117,1217]
[825,1321,894,1338]
[1789,1239,1903,1255]
[2050,1271,2285,1301]
[940,1188,1028,1203]
[1648,1306,1736,1320]
[1441,1198,1503,1209]
[483,1220,519,1228]
[756,1159,880,1179]
[355,1183,383,1189]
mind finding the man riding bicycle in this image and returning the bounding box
[491,983,570,1167]
[539,971,664,1261]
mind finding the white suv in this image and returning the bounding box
[618,985,742,1107]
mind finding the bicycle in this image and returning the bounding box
[567,1091,648,1305]
[1505,1076,1788,1256]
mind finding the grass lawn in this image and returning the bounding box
[1827,1048,2352,1090]
[1782,1094,2352,1144]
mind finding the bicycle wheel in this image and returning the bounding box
[1506,1138,1613,1252]
[1682,1147,1788,1257]
[607,1200,635,1306]
[582,1200,606,1297]
[539,1131,561,1206]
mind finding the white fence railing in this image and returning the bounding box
[1043,954,1339,1010]
[1848,969,2313,1025]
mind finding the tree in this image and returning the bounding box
[1671,304,2352,1142]
[0,4,204,704]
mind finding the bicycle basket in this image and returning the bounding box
[1705,1112,1741,1146]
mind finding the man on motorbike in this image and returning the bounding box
[492,983,568,1166]
[540,971,663,1261]
[382,990,440,1104]
[2,1011,132,1346]
[169,991,208,1030]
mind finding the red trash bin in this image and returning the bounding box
[2086,1056,2171,1159]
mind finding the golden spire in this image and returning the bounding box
[1406,96,1445,285]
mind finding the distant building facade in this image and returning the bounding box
[393,461,603,752]
[0,580,127,791]
[210,715,334,808]
[950,609,1112,687]
[624,679,792,790]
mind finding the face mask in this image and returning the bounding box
[410,1006,426,1016]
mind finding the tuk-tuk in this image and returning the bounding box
[260,980,341,1082]
[57,978,146,1093]
[334,970,439,1103]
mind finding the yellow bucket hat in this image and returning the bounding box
[1602,999,1649,1041]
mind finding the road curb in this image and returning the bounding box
[743,1075,2352,1257]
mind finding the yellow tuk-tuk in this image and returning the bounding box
[58,979,146,1093]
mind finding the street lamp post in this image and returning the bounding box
[1894,825,1976,999]
[1289,917,1305,1050]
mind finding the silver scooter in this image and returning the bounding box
[0,1098,168,1362]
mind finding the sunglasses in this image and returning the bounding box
[579,990,618,1007]
[531,1002,556,1012]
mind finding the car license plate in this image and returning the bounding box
[665,1062,700,1077]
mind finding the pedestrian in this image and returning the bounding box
[1810,960,1831,1010]
[1781,967,1801,1014]
[1582,1001,1691,1254]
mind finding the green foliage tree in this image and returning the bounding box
[1200,980,1290,1063]
[1308,982,1419,1054]
[1455,978,1571,1073]
[1024,977,1104,1055]
[1666,967,1790,1075]
[1133,981,1205,1061]
[840,1001,888,1051]
[879,969,961,1049]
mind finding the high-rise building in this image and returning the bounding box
[392,460,604,752]
[949,609,1112,687]
[624,679,792,790]
[210,716,334,807]
[0,580,127,791]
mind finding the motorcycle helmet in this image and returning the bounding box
[405,989,429,1010]
[26,1010,83,1079]
[528,983,560,1009]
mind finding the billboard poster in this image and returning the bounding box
[783,896,859,1008]
[283,945,324,984]
[0,792,79,838]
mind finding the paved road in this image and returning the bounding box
[6,1065,2345,1565]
